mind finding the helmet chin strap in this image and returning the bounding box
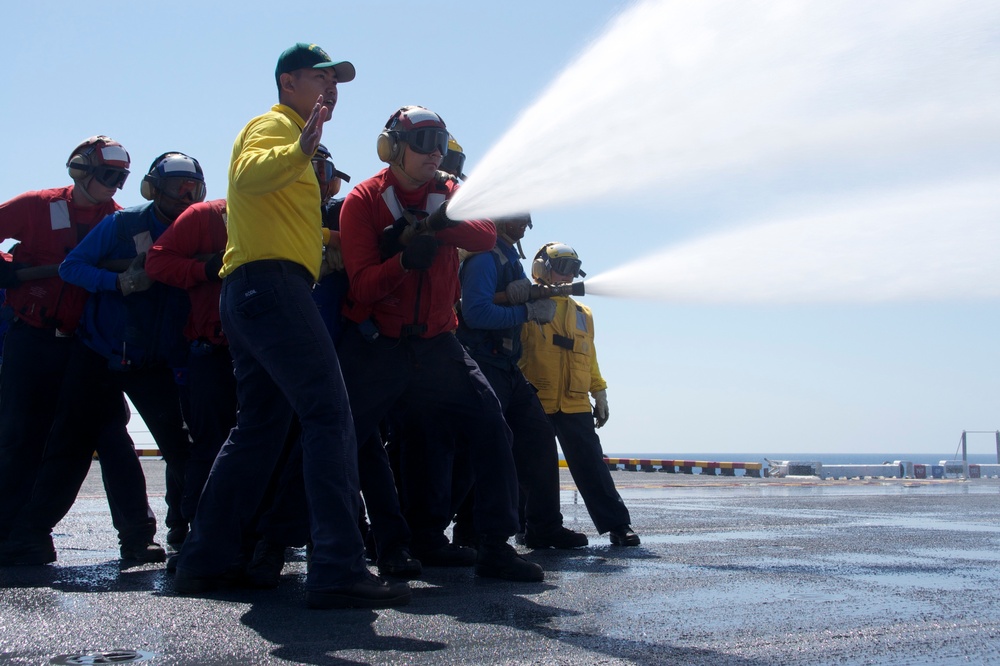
[74,176,101,205]
[496,228,527,259]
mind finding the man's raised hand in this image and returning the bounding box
[300,95,329,156]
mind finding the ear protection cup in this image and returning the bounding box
[140,152,172,201]
[530,257,548,282]
[140,175,155,201]
[531,242,559,283]
[376,130,401,164]
[531,248,551,282]
[377,106,408,164]
[67,153,93,180]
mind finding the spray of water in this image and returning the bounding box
[583,177,1000,303]
[448,0,1000,221]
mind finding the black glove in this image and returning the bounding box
[204,252,224,282]
[380,219,408,260]
[425,200,459,232]
[0,261,25,288]
[400,235,438,271]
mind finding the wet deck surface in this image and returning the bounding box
[2,461,999,665]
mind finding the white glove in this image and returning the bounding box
[524,299,556,324]
[504,278,532,305]
[117,253,153,296]
[593,389,609,428]
[319,245,344,277]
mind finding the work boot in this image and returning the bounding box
[166,524,189,549]
[524,526,589,550]
[0,535,57,566]
[306,572,412,610]
[174,564,248,596]
[609,524,641,547]
[476,538,543,582]
[120,541,167,564]
[174,568,221,595]
[166,551,181,574]
[450,522,478,549]
[245,539,286,589]
[376,545,422,579]
[412,543,477,567]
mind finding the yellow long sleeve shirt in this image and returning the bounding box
[519,295,607,415]
[221,104,325,281]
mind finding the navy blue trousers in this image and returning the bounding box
[338,325,520,540]
[548,410,631,533]
[3,331,164,544]
[389,406,463,552]
[181,341,237,521]
[476,361,564,535]
[178,260,367,589]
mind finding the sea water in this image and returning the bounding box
[608,452,1000,466]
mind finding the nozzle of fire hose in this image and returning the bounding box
[425,200,459,231]
[529,282,585,300]
[493,280,585,305]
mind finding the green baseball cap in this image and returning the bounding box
[275,43,356,86]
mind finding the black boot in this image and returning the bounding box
[524,525,589,549]
[476,536,543,582]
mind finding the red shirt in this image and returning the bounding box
[0,186,119,333]
[340,168,496,338]
[146,199,228,345]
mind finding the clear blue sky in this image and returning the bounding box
[3,1,998,458]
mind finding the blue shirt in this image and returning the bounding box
[60,203,190,369]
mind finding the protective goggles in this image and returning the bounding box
[400,128,449,155]
[547,256,583,277]
[159,177,206,203]
[439,150,466,179]
[92,166,129,190]
[311,158,351,184]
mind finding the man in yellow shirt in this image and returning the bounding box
[519,242,640,547]
[175,43,411,609]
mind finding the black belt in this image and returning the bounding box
[226,259,314,284]
[400,323,428,337]
[12,318,72,338]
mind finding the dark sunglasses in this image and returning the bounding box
[92,166,129,190]
[160,177,206,203]
[401,128,449,156]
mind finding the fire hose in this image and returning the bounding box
[493,281,585,304]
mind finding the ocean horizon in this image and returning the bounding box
[133,440,999,467]
[597,452,1000,466]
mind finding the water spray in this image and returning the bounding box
[437,0,1000,307]
[579,177,1000,304]
[446,0,1000,223]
